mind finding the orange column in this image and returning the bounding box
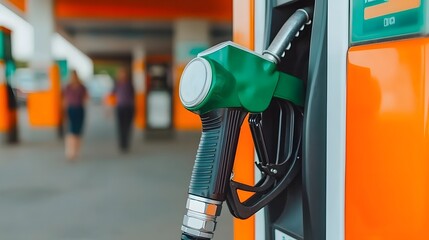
[346,38,429,239]
[232,0,255,240]
[0,61,10,134]
[27,64,62,127]
[27,0,62,129]
[0,84,9,132]
[133,53,146,130]
[6,0,26,12]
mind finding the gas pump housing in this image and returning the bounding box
[258,0,327,239]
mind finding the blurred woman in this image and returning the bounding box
[63,70,88,160]
[112,68,135,152]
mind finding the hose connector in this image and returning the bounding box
[181,195,223,239]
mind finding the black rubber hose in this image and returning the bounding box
[181,233,211,240]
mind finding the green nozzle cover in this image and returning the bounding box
[182,42,304,114]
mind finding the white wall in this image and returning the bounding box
[52,34,93,82]
[0,3,93,82]
[0,3,34,61]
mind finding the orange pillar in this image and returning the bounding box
[0,61,10,138]
[232,0,255,240]
[27,64,62,127]
[133,47,146,130]
[6,0,26,12]
[0,26,18,144]
[26,0,63,131]
[0,66,17,143]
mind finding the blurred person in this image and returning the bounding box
[63,70,88,160]
[112,68,135,152]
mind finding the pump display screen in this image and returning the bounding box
[351,0,426,44]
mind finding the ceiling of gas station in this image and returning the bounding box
[54,0,233,58]
[54,0,232,21]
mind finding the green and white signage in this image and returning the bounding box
[351,0,426,44]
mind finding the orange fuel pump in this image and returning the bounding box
[0,27,18,144]
[178,0,429,239]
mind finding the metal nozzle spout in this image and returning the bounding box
[263,7,313,64]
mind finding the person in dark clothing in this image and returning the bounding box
[6,83,18,143]
[63,70,87,160]
[113,69,135,152]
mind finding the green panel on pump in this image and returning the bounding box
[5,61,15,84]
[351,0,427,44]
[0,28,13,61]
[56,60,68,83]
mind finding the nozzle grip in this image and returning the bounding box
[188,108,247,201]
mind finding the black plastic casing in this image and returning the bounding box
[188,108,247,201]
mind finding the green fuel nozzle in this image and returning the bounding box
[179,42,304,115]
[179,7,312,240]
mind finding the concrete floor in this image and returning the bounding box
[0,104,233,240]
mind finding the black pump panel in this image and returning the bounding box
[261,0,327,239]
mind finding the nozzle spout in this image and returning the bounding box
[263,7,313,64]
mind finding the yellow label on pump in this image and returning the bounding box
[365,0,421,20]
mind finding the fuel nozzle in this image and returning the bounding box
[263,7,313,64]
[179,8,312,239]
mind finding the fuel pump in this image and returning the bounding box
[0,27,18,144]
[146,63,173,138]
[178,7,312,240]
[179,0,429,239]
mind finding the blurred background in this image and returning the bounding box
[0,0,233,239]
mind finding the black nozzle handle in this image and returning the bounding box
[182,108,247,239]
[188,108,247,201]
[263,7,313,63]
